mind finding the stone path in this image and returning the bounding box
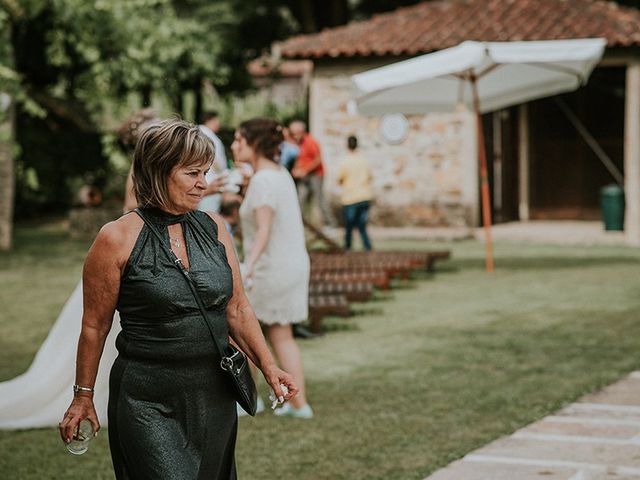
[477,221,625,246]
[365,221,626,245]
[425,371,640,480]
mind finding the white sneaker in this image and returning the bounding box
[237,397,265,417]
[273,403,314,419]
[237,403,248,417]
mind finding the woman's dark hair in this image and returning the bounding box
[347,135,358,150]
[132,118,214,209]
[238,118,284,162]
[199,110,219,124]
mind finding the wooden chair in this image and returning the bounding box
[309,281,374,302]
[310,271,391,290]
[308,294,350,333]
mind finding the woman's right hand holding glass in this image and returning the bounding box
[59,395,100,445]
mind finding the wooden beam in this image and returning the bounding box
[624,62,640,245]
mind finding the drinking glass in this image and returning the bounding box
[66,419,94,455]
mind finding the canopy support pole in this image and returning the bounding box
[518,104,530,221]
[471,77,494,272]
[554,97,624,186]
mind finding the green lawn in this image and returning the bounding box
[2,221,640,479]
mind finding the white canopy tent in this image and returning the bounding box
[353,39,607,115]
[352,39,606,271]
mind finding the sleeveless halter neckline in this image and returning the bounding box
[114,207,235,479]
[139,207,188,225]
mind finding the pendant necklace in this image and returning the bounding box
[169,236,182,248]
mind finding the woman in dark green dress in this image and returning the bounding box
[59,119,298,479]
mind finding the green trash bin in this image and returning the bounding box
[600,184,625,231]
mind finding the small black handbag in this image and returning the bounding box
[135,208,258,416]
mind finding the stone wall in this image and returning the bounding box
[310,61,478,227]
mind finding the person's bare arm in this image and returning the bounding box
[59,219,135,442]
[337,162,345,186]
[293,141,322,178]
[291,160,304,179]
[304,151,322,175]
[244,205,273,278]
[208,213,298,402]
[202,176,225,196]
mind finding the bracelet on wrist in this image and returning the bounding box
[73,384,95,395]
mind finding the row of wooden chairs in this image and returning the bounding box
[301,220,450,333]
[306,250,450,332]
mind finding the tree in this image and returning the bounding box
[2,0,238,224]
[0,0,23,250]
[0,91,14,251]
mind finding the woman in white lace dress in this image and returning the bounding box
[233,118,313,418]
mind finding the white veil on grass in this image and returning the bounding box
[0,282,120,429]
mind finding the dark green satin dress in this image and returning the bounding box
[108,208,237,480]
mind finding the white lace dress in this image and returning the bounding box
[240,167,310,325]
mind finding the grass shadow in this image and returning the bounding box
[350,305,385,316]
[319,317,360,333]
[369,292,394,302]
[452,255,638,271]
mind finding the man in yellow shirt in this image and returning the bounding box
[337,135,373,250]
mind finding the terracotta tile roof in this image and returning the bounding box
[247,58,313,77]
[279,0,640,59]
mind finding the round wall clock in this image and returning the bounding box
[379,113,409,145]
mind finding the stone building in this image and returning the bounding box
[277,0,640,244]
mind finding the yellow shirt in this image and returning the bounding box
[337,151,373,205]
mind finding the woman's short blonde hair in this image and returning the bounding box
[132,118,215,209]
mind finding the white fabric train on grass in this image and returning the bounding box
[0,282,120,429]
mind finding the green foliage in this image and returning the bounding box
[99,132,130,202]
[20,0,234,114]
[219,93,308,129]
[3,0,241,216]
[352,0,424,18]
[14,113,108,216]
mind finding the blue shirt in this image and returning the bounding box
[280,141,299,171]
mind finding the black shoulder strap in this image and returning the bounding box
[134,208,229,358]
